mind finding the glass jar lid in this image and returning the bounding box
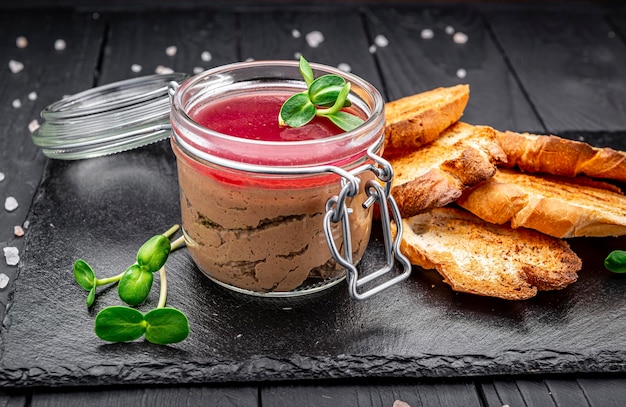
[31,73,188,160]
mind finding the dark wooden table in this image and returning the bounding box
[2,1,626,406]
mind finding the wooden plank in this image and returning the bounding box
[577,378,626,407]
[0,11,103,323]
[480,380,527,407]
[363,5,542,133]
[98,10,239,85]
[544,379,589,407]
[261,382,482,407]
[30,386,258,407]
[238,9,384,93]
[0,392,27,407]
[486,6,626,134]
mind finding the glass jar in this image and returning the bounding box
[169,60,410,299]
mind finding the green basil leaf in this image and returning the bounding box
[279,92,316,128]
[137,235,171,273]
[308,75,346,107]
[298,56,314,87]
[144,308,190,345]
[73,259,96,291]
[94,306,146,342]
[118,264,154,306]
[325,111,365,132]
[605,250,626,273]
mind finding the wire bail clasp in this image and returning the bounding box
[323,149,412,300]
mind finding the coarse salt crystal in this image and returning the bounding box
[9,60,24,74]
[0,172,4,181]
[155,65,174,75]
[192,66,204,74]
[445,25,455,35]
[453,32,468,44]
[131,64,142,73]
[292,29,301,38]
[165,45,178,56]
[23,220,30,229]
[3,247,19,266]
[200,51,212,62]
[12,99,21,109]
[421,28,434,40]
[0,273,9,289]
[28,119,40,133]
[374,34,389,48]
[456,68,467,78]
[28,91,38,101]
[392,401,411,407]
[305,30,324,48]
[16,36,28,48]
[54,39,67,51]
[14,225,24,237]
[5,197,18,212]
[337,62,351,72]
[368,44,377,54]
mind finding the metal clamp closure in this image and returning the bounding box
[323,149,411,300]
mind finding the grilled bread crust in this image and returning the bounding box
[398,207,581,300]
[389,122,507,218]
[384,84,470,156]
[457,168,626,238]
[496,130,626,183]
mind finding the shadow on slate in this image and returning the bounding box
[2,139,626,387]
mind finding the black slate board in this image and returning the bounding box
[2,135,626,388]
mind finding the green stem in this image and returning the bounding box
[162,224,180,238]
[95,272,124,286]
[316,82,350,116]
[170,235,186,251]
[157,267,167,309]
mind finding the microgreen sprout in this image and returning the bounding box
[278,56,365,132]
[605,250,626,273]
[73,225,190,345]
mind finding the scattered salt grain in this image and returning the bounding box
[200,51,212,62]
[393,401,411,407]
[292,29,301,38]
[456,68,467,78]
[374,34,389,48]
[305,30,324,48]
[28,91,38,101]
[3,247,19,266]
[0,172,4,182]
[421,28,434,40]
[337,62,351,72]
[155,65,174,74]
[54,39,67,51]
[192,66,204,74]
[131,64,142,73]
[14,225,24,237]
[9,60,24,74]
[294,51,302,60]
[28,119,40,133]
[165,45,178,57]
[0,273,9,289]
[12,99,21,109]
[608,31,616,39]
[92,12,100,20]
[23,220,30,229]
[453,32,468,44]
[5,197,18,212]
[16,36,28,48]
[445,25,455,35]
[368,44,377,54]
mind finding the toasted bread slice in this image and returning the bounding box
[457,168,626,238]
[496,130,626,183]
[390,122,507,218]
[397,207,581,300]
[384,84,470,155]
